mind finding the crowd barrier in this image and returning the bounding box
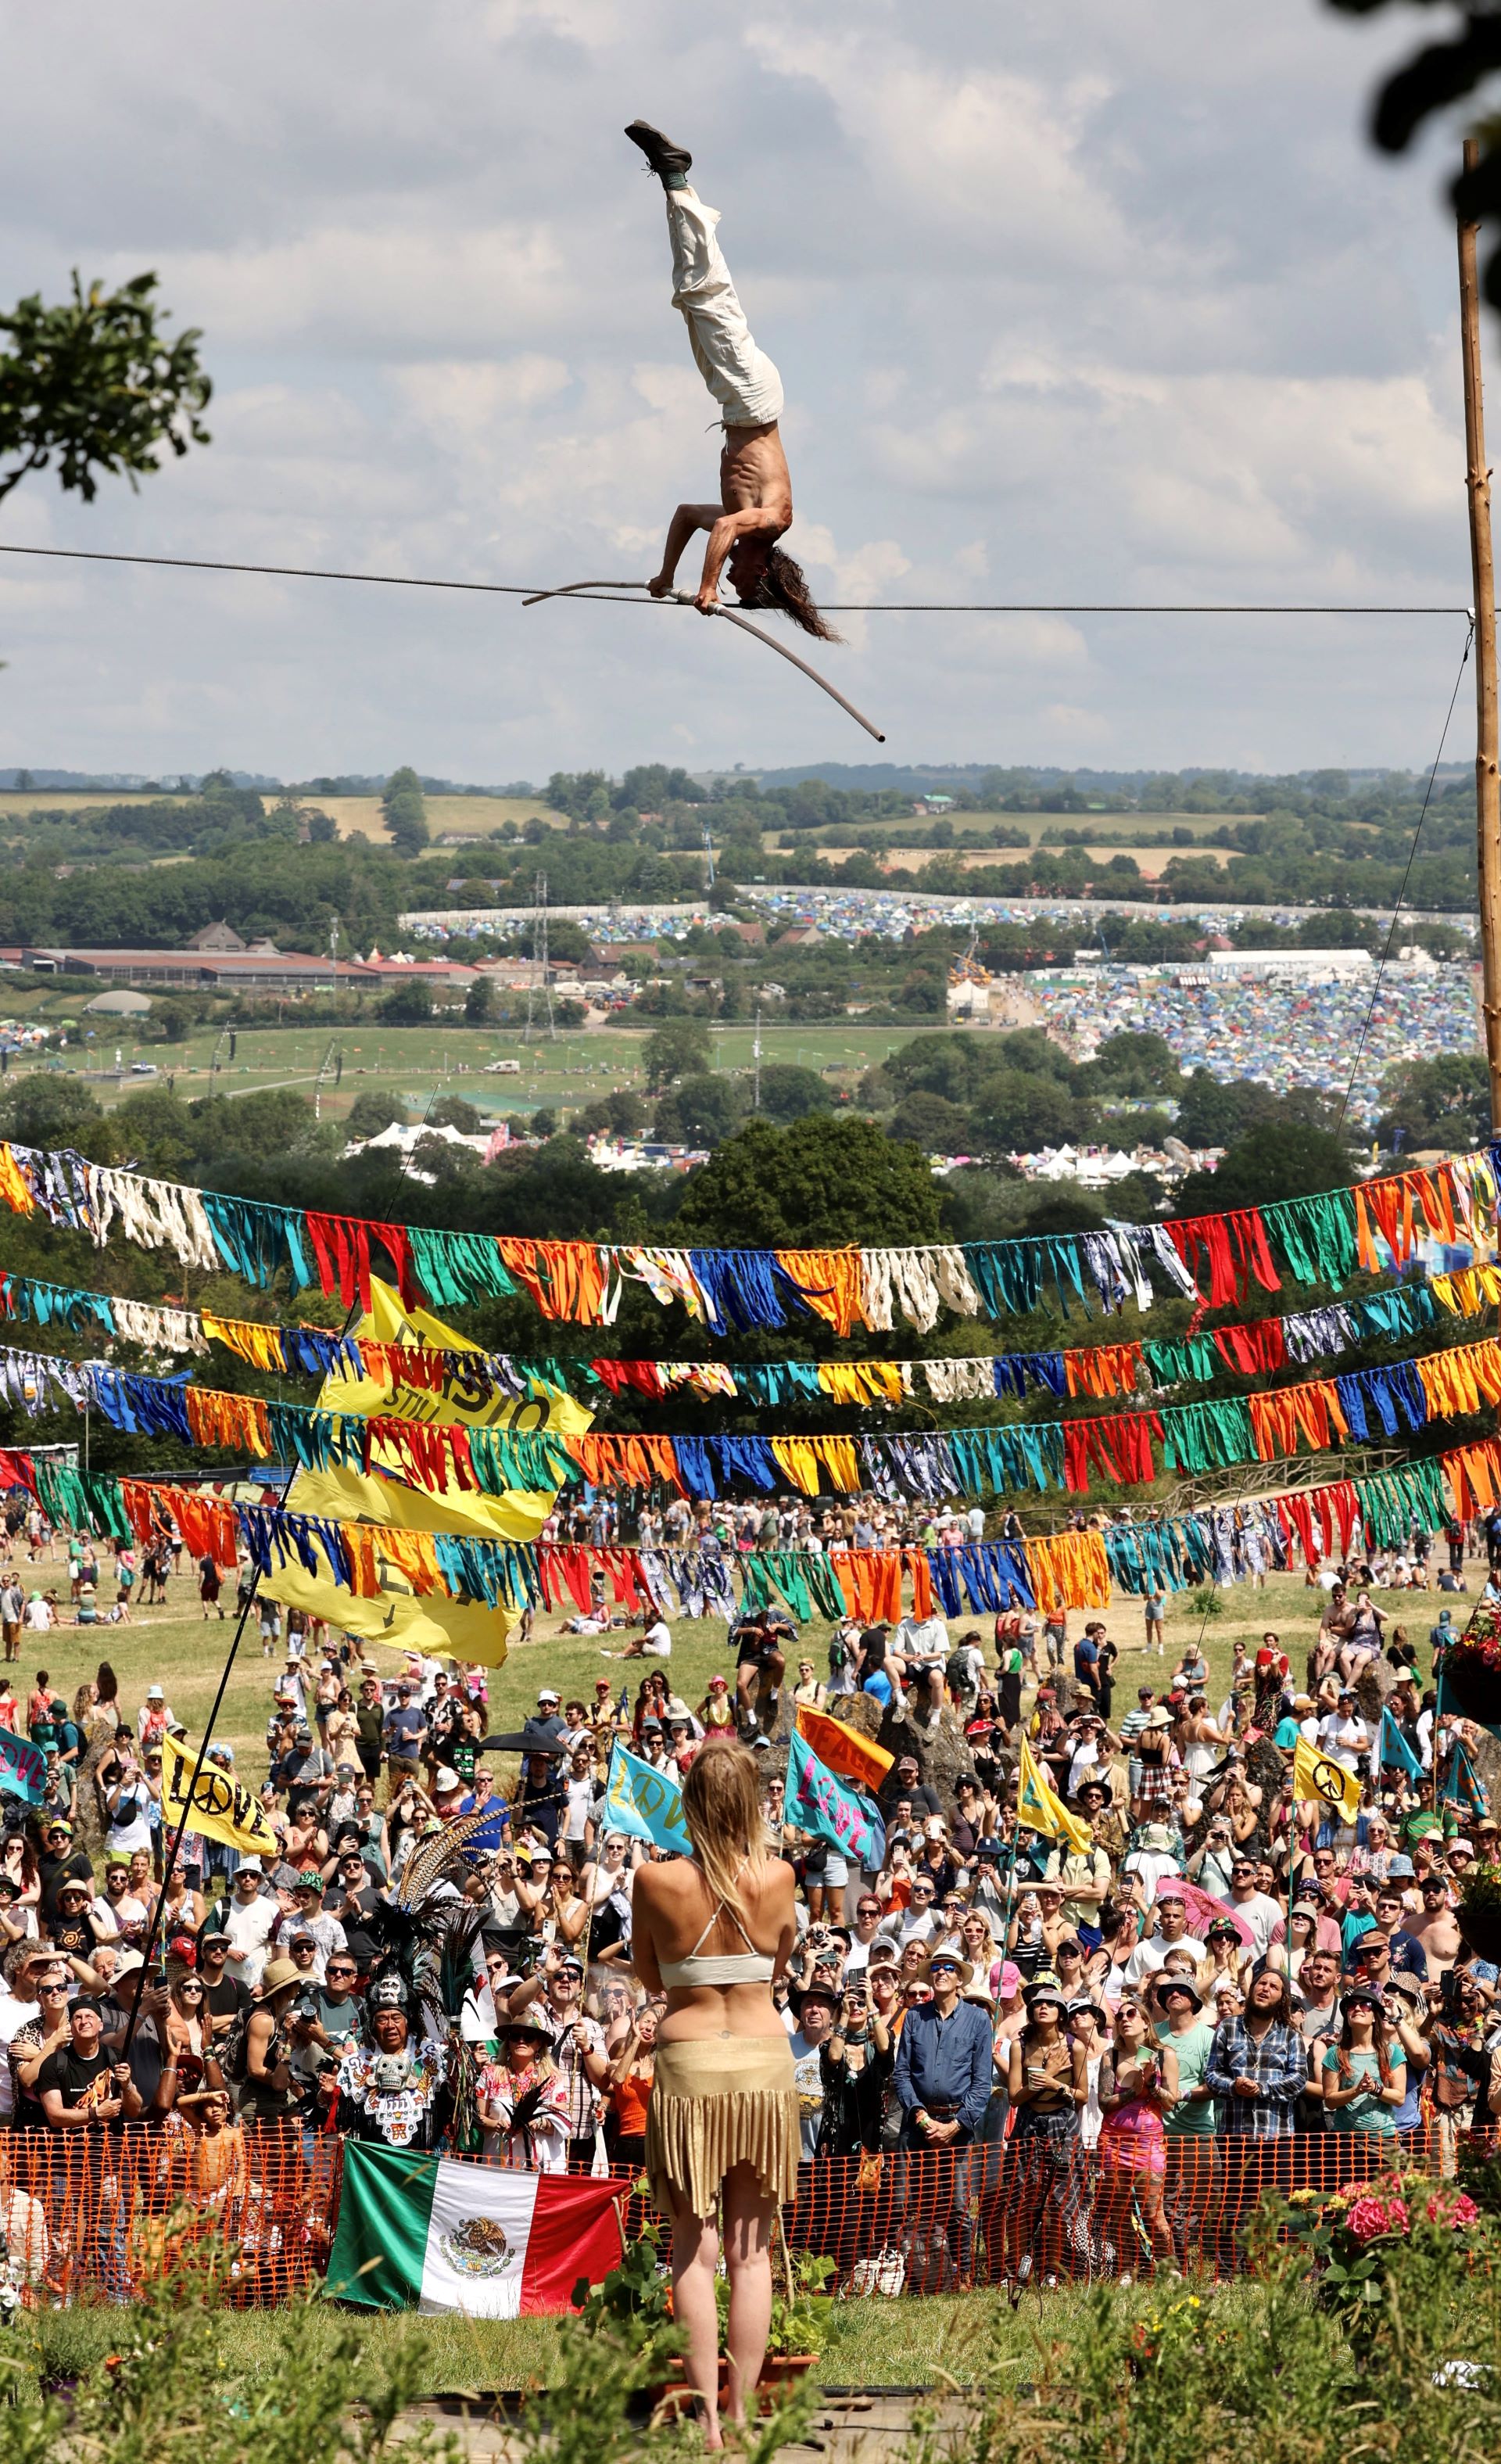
[0,2125,1493,2306]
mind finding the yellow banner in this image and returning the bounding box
[285,1462,553,1548]
[321,1279,593,1436]
[1291,1738,1362,1823]
[1018,1735,1093,1854]
[285,1278,567,1551]
[267,1557,512,1668]
[160,1732,280,1857]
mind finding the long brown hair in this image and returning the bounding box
[738,547,841,643]
[680,1737,766,1922]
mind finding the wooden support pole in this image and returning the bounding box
[1459,137,1501,1129]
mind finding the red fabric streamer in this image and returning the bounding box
[1168,1207,1281,1308]
[1213,1318,1288,1377]
[306,1214,414,1311]
[1062,1412,1162,1493]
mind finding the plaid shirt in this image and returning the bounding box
[1205,2018,1306,2136]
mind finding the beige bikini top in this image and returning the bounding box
[659,1865,778,1989]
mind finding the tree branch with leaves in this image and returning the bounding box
[0,270,210,508]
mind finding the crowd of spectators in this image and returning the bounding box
[0,1501,1492,2301]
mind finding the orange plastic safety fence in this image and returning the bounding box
[9,2126,1492,2306]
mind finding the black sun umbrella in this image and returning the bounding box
[476,1723,566,1756]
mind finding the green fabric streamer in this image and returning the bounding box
[1357,1457,1447,1547]
[1266,1189,1357,1289]
[467,1427,569,1493]
[1141,1335,1219,1386]
[407,1228,518,1310]
[1159,1397,1255,1474]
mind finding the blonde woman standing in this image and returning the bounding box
[632,1739,798,2451]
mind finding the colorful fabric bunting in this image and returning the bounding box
[0,1139,1493,1334]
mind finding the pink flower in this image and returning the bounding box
[1345,2194,1410,2242]
[1424,2190,1479,2229]
[1345,2197,1395,2243]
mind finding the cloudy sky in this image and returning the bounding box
[0,2,1486,780]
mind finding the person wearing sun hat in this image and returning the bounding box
[1000,1974,1085,2287]
[1320,1980,1408,2136]
[891,1944,991,2286]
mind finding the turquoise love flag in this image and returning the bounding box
[601,1743,691,1856]
[0,1732,45,1806]
[786,1727,885,1869]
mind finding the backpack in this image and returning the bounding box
[220,2001,255,2086]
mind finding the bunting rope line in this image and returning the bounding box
[3,1448,1463,1619]
[0,542,1474,615]
[4,1254,1501,1411]
[0,1139,1494,1335]
[8,1326,1501,1504]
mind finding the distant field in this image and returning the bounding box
[318,794,555,845]
[876,841,1234,877]
[0,789,554,847]
[7,1017,948,1121]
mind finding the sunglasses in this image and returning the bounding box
[326,1967,357,1981]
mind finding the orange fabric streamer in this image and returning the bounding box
[184,1389,271,1458]
[1417,1336,1501,1419]
[0,1146,34,1218]
[1065,1343,1141,1401]
[375,1527,441,1591]
[1248,1380,1349,1462]
[341,1528,382,1598]
[1356,1175,1417,1274]
[843,1549,901,1623]
[496,1240,609,1323]
[773,1250,865,1337]
[1026,1529,1110,1612]
[904,1548,934,1621]
[1443,1439,1501,1519]
[1415,1164,1459,1245]
[565,1434,680,1491]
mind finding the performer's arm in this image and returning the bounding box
[648,504,722,596]
[695,507,786,612]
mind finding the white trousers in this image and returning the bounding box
[666,189,784,429]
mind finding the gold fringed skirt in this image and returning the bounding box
[645,2035,801,2219]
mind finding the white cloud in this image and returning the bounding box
[0,0,1478,776]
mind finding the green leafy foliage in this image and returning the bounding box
[1375,1054,1492,1153]
[1176,1121,1359,1214]
[377,979,435,1025]
[381,768,428,856]
[641,1018,714,1089]
[0,271,210,507]
[674,1115,945,1246]
[346,1090,411,1140]
[754,1063,836,1125]
[655,1072,748,1146]
[0,2233,456,2464]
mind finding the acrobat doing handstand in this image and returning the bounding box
[625,119,836,641]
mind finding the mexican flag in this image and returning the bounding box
[328,2142,627,2317]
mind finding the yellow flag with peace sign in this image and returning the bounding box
[1291,1737,1361,1824]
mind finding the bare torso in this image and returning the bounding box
[719,422,792,523]
[632,1855,796,2043]
[649,424,793,612]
